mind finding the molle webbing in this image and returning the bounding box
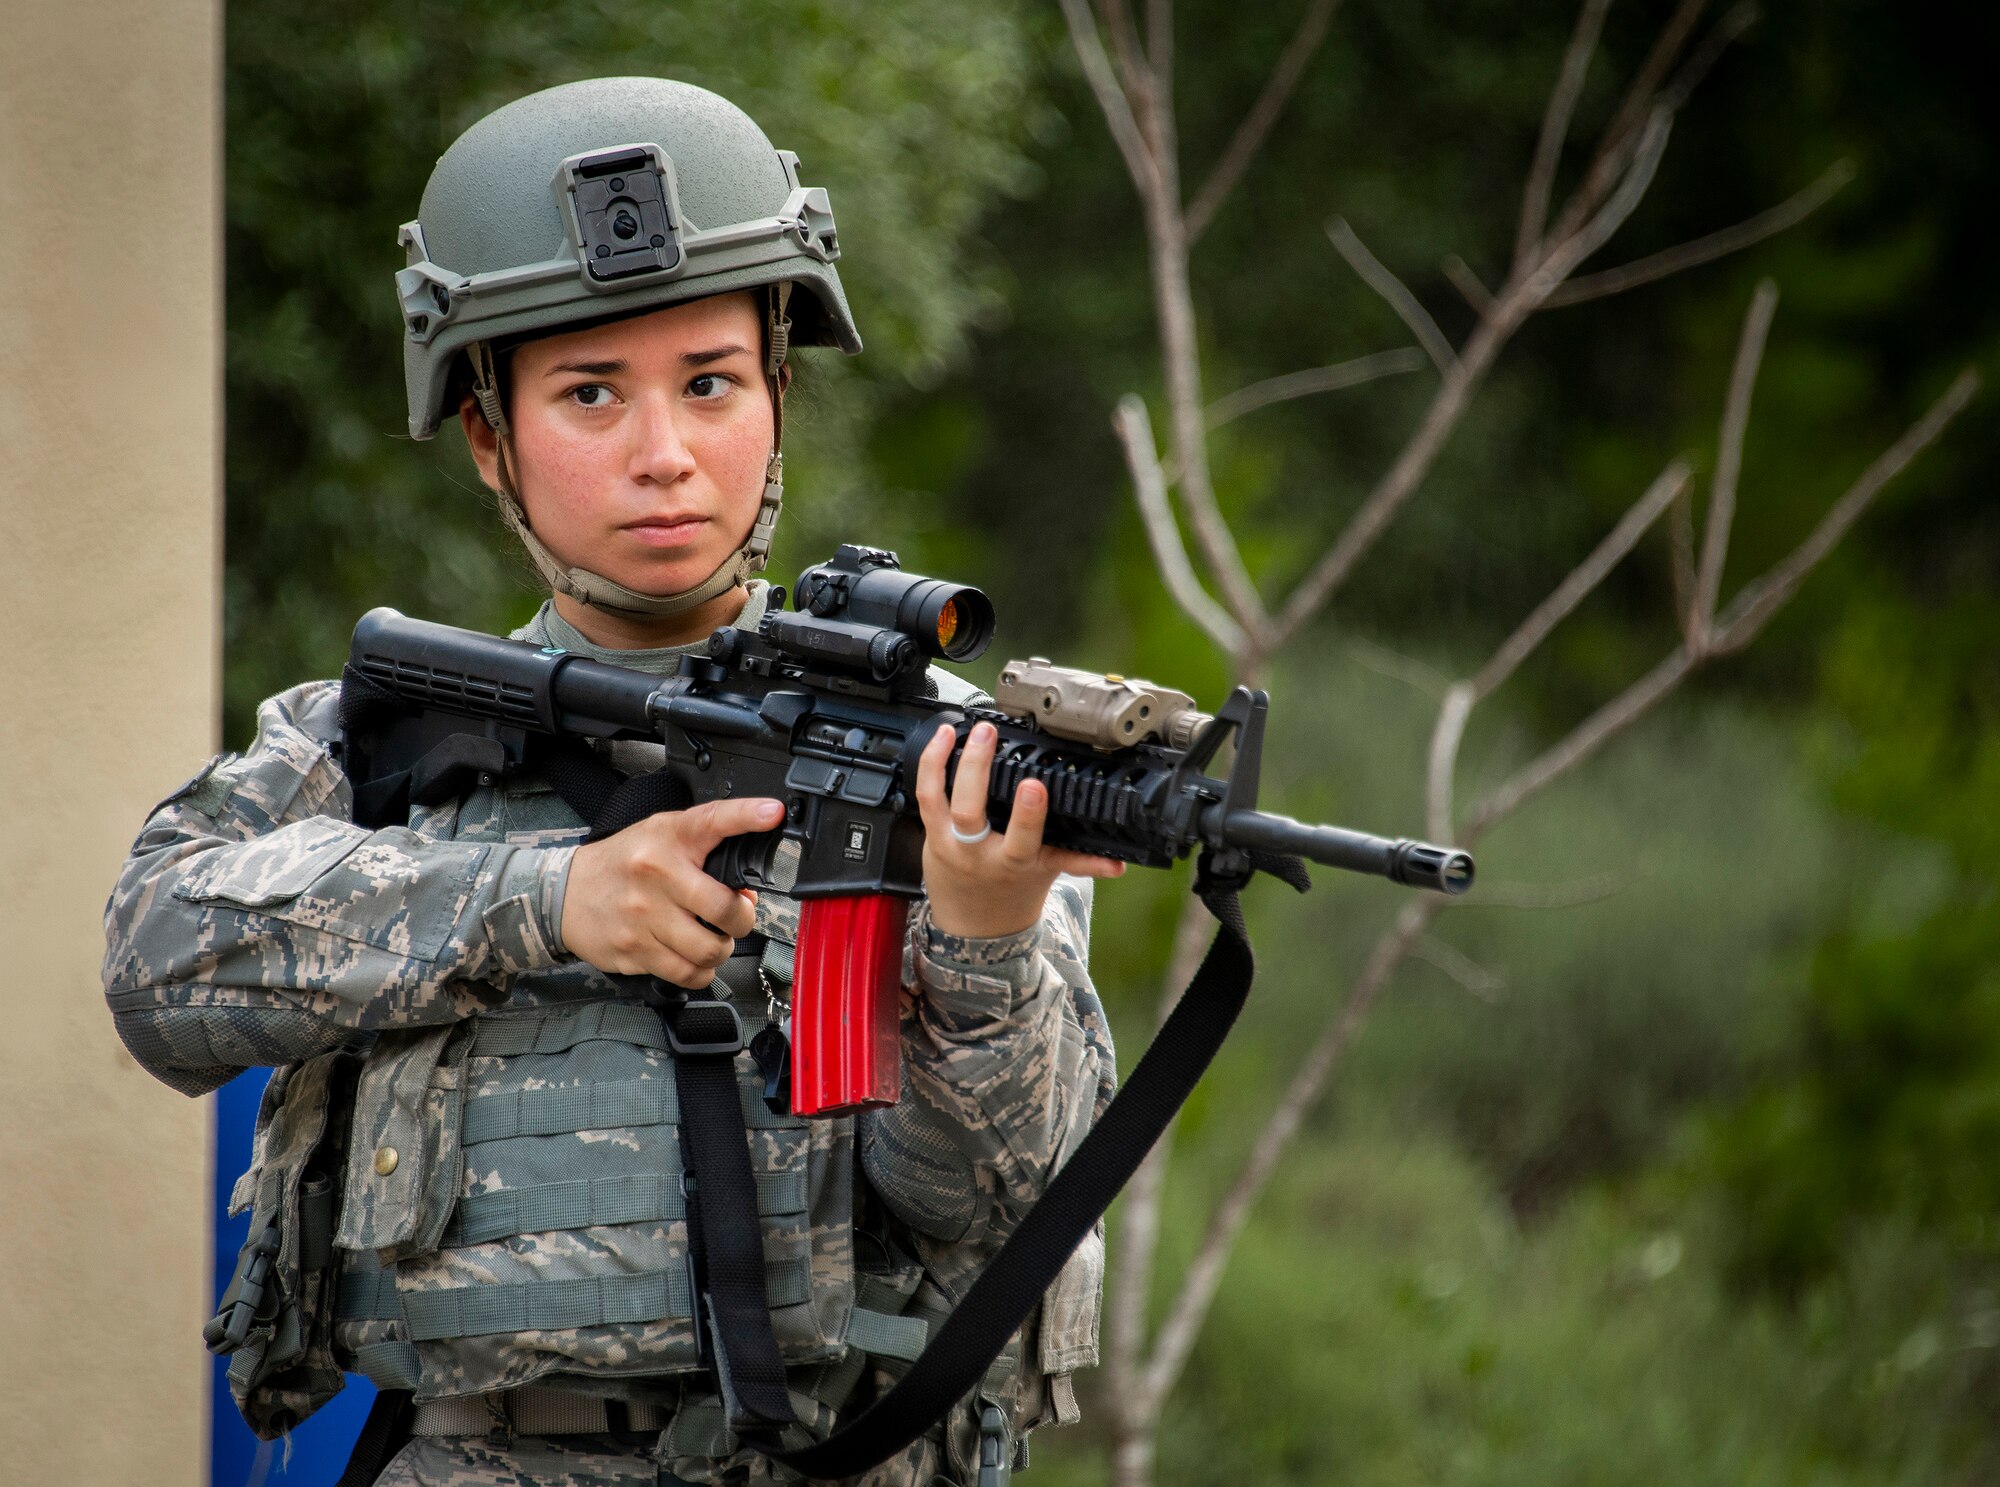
[466,1001,669,1058]
[398,1270,695,1339]
[442,1168,807,1247]
[337,1259,812,1337]
[459,1073,793,1146]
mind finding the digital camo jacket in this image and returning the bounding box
[102,597,1115,1485]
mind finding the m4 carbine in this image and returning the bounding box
[342,544,1472,1117]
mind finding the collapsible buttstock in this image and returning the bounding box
[790,895,909,1117]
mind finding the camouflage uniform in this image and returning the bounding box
[103,584,1113,1485]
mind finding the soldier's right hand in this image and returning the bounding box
[560,798,786,989]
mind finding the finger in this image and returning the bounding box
[655,912,734,976]
[999,777,1048,865]
[669,865,757,938]
[914,724,953,825]
[1040,847,1128,879]
[647,948,707,991]
[949,722,996,835]
[677,796,787,856]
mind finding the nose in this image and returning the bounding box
[627,389,698,487]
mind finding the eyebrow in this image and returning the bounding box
[540,344,753,378]
[543,358,627,378]
[681,344,753,367]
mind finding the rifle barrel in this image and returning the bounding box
[1221,809,1474,895]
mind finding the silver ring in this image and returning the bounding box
[948,820,993,846]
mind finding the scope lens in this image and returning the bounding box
[919,585,993,662]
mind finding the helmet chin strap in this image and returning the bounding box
[469,283,793,620]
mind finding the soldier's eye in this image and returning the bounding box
[688,374,732,401]
[568,383,615,408]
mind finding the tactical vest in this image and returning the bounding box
[211,704,1079,1480]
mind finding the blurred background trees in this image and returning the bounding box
[226,1,1997,1480]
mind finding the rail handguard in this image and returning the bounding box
[342,544,1472,1116]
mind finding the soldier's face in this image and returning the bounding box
[464,292,774,602]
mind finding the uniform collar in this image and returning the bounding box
[512,580,774,678]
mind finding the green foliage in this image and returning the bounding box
[1039,1123,2000,1487]
[1706,599,2000,1291]
[224,0,1044,742]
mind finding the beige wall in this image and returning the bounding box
[0,2,221,1482]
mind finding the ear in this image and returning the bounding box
[458,394,504,494]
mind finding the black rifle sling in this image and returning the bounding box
[333,1386,415,1486]
[565,749,800,1433]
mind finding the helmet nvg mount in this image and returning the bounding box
[399,77,862,617]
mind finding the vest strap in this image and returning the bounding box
[441,1167,807,1248]
[842,1307,929,1365]
[460,1073,794,1146]
[337,1255,811,1337]
[467,1001,669,1058]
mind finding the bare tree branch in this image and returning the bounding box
[1101,0,1158,130]
[1426,682,1475,843]
[1545,160,1854,308]
[1442,254,1496,316]
[1449,870,1636,910]
[1271,121,1672,653]
[1059,0,1164,205]
[1142,895,1443,1406]
[1070,0,1272,650]
[1412,935,1506,999]
[1656,1,1758,116]
[1693,281,1777,638]
[1426,460,1687,843]
[1204,348,1426,430]
[1475,460,1692,700]
[1327,217,1458,375]
[1550,0,1709,241]
[1713,368,1981,650]
[1465,371,1978,840]
[1346,636,1453,702]
[1465,646,1700,841]
[1133,361,1973,1419]
[1532,108,1675,291]
[1147,0,1173,78]
[1669,480,1698,645]
[1115,395,1251,653]
[1515,0,1614,270]
[1186,0,1342,243]
[1105,891,1214,1446]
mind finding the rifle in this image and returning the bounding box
[337,543,1474,1467]
[343,542,1472,1116]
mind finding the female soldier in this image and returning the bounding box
[104,76,1117,1486]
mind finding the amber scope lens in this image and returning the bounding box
[898,581,993,662]
[795,556,996,663]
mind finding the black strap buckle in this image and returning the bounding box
[203,1222,282,1355]
[666,999,747,1057]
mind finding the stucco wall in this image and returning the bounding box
[0,3,221,1481]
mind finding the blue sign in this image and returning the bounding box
[212,1069,374,1487]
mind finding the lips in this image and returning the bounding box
[620,514,709,549]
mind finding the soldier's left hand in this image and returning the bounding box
[916,721,1125,941]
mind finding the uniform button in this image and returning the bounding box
[373,1146,399,1176]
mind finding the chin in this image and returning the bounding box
[611,549,732,598]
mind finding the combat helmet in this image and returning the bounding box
[398,77,862,616]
